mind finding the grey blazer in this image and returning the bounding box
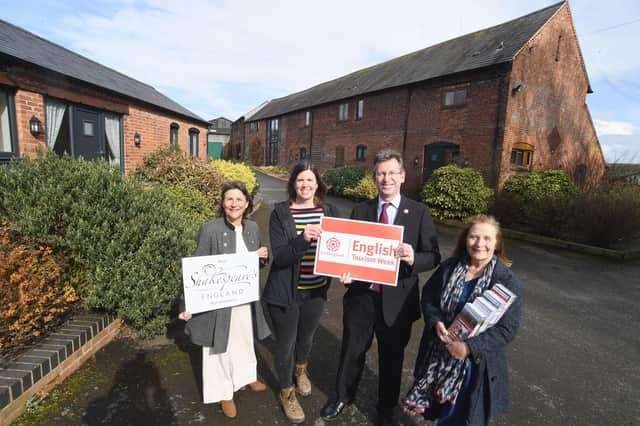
[184,217,271,353]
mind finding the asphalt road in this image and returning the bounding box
[17,172,640,426]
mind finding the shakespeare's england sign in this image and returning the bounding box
[182,252,259,314]
[314,217,403,286]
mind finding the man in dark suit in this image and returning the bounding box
[320,149,441,425]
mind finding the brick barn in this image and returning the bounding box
[0,19,209,173]
[231,1,604,192]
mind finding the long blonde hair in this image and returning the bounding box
[452,214,512,267]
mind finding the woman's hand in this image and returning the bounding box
[178,311,192,321]
[303,224,322,242]
[257,246,269,259]
[435,321,449,342]
[339,271,352,285]
[446,341,470,361]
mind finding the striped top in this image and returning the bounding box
[291,206,327,290]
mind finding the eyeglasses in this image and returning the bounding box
[374,170,403,178]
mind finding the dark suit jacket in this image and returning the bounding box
[350,196,440,326]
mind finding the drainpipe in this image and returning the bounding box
[491,71,509,188]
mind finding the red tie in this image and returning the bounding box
[372,203,390,293]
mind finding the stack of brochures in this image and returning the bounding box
[443,283,517,344]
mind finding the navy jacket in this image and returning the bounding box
[416,257,522,423]
[263,201,340,307]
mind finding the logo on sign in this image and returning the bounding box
[326,237,341,252]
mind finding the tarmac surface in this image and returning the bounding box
[14,172,640,425]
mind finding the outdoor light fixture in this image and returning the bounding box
[413,157,420,168]
[134,132,141,146]
[29,115,42,136]
[512,83,526,94]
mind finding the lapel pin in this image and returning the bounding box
[403,209,409,214]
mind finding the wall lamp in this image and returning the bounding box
[512,83,526,94]
[29,115,42,136]
[134,132,141,147]
[413,157,420,168]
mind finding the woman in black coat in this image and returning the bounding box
[263,161,339,423]
[403,214,521,426]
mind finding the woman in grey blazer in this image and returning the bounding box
[178,181,271,419]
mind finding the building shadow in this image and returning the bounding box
[83,351,176,426]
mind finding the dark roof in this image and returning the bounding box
[250,1,565,121]
[0,19,207,124]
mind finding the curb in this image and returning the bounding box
[0,313,121,425]
[436,219,640,260]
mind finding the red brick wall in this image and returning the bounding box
[2,66,208,174]
[502,3,605,188]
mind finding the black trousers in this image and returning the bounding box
[335,287,413,417]
[267,292,325,389]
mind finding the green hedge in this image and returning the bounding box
[323,166,368,195]
[421,165,493,220]
[0,153,194,337]
[210,159,259,196]
[343,173,378,200]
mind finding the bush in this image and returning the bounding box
[343,173,378,200]
[0,221,84,358]
[0,153,195,337]
[210,159,259,196]
[159,185,215,228]
[498,170,577,236]
[421,165,493,220]
[572,184,640,248]
[323,166,368,196]
[133,146,225,215]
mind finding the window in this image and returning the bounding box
[170,123,179,145]
[356,99,364,120]
[510,143,534,170]
[300,147,307,160]
[305,111,311,127]
[338,103,349,121]
[235,143,241,160]
[189,128,200,157]
[249,121,258,131]
[0,88,18,161]
[356,144,367,161]
[266,118,280,165]
[335,146,345,167]
[443,89,467,107]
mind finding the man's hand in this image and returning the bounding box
[397,243,414,266]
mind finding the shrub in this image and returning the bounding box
[343,173,378,200]
[159,185,215,228]
[572,184,640,248]
[499,170,577,236]
[0,222,84,358]
[210,159,259,196]
[323,166,368,196]
[421,165,493,220]
[0,153,195,337]
[133,146,225,214]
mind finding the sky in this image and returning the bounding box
[2,0,639,163]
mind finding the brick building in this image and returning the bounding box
[0,19,209,174]
[231,1,604,191]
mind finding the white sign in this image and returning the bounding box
[182,252,259,314]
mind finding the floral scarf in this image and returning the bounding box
[403,256,497,416]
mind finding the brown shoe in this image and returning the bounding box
[220,399,237,418]
[279,386,305,423]
[294,363,312,396]
[248,380,267,392]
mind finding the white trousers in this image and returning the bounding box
[202,303,257,403]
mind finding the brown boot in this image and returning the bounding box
[279,386,305,423]
[248,380,267,392]
[294,363,312,396]
[220,399,237,418]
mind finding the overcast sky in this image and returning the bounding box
[2,0,639,163]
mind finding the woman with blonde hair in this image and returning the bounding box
[404,214,521,425]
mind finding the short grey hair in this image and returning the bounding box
[373,149,405,173]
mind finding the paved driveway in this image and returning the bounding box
[16,172,640,425]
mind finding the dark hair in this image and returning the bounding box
[452,214,512,267]
[287,160,327,206]
[373,149,405,174]
[217,181,254,219]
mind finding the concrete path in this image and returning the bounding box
[15,172,640,425]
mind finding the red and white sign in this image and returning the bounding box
[313,217,403,286]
